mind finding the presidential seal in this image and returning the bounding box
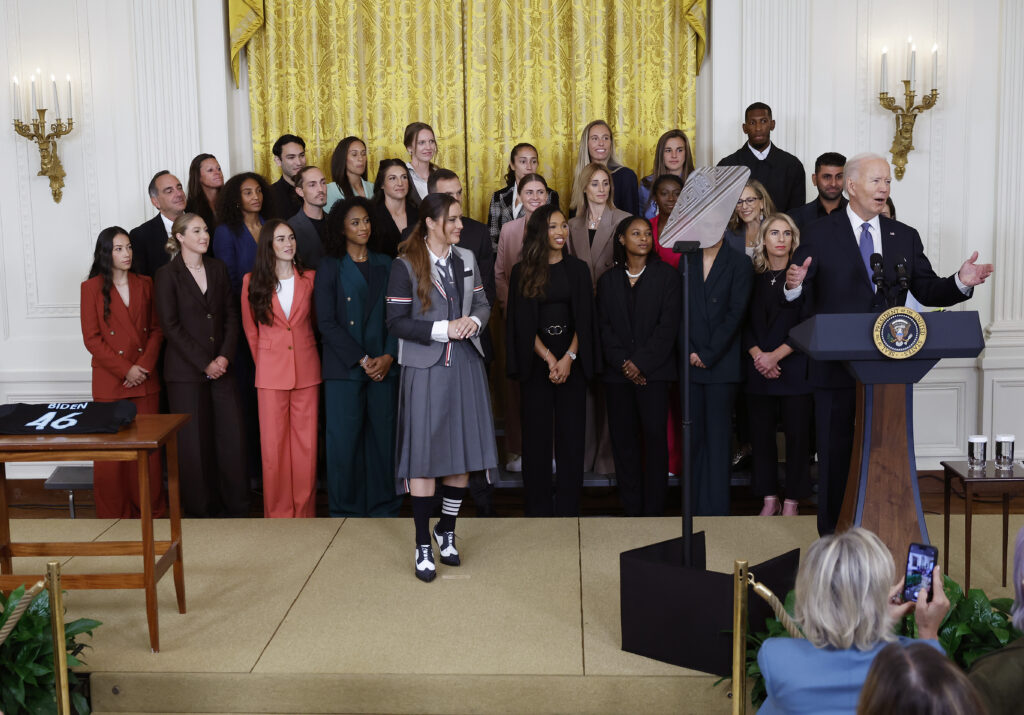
[873,306,927,359]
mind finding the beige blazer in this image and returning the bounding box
[567,207,631,289]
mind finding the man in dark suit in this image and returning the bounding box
[426,168,498,515]
[785,152,994,535]
[270,133,307,219]
[129,170,186,277]
[290,165,327,269]
[788,152,849,230]
[718,102,806,212]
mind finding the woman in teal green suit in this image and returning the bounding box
[315,196,401,517]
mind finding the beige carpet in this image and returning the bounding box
[5,514,1013,714]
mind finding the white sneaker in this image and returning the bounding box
[506,455,522,472]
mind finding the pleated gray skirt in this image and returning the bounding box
[394,341,498,492]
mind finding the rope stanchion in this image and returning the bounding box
[747,571,804,640]
[0,578,46,647]
[47,561,70,715]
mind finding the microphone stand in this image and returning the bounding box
[674,239,701,566]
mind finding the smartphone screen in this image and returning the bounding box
[903,543,939,603]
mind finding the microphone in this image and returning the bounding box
[896,261,909,291]
[870,253,885,291]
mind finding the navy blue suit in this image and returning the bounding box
[791,210,971,533]
[681,243,753,515]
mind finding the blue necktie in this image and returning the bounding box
[858,222,875,290]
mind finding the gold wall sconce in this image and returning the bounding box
[878,39,939,181]
[11,72,74,203]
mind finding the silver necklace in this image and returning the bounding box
[626,265,646,280]
[768,268,784,285]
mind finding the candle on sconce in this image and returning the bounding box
[880,47,888,94]
[66,75,72,118]
[931,44,938,90]
[905,36,913,80]
[910,45,917,91]
[30,74,37,113]
[11,76,20,123]
[51,74,60,119]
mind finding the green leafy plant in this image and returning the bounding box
[743,575,1023,709]
[0,586,101,715]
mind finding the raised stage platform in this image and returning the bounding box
[10,514,1020,714]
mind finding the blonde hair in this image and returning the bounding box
[165,212,201,257]
[570,163,616,216]
[752,213,800,274]
[795,528,897,651]
[727,179,776,232]
[570,120,624,210]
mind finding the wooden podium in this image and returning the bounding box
[789,311,984,561]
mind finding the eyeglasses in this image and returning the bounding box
[736,197,760,207]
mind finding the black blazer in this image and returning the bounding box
[683,242,753,384]
[792,211,970,388]
[742,271,811,395]
[129,214,170,278]
[506,255,596,381]
[717,144,806,213]
[154,254,238,382]
[611,166,640,216]
[596,261,680,383]
[787,196,848,232]
[400,216,496,363]
[289,208,326,269]
[372,197,417,258]
[270,177,300,219]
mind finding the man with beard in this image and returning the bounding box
[290,165,328,269]
[788,152,848,230]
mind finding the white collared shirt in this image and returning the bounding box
[747,143,772,161]
[406,161,429,201]
[160,213,174,237]
[511,183,523,219]
[276,275,295,320]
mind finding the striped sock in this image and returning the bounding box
[437,485,467,533]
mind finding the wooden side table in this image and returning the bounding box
[940,460,1024,592]
[0,413,189,652]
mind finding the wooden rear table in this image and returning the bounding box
[941,460,1024,593]
[0,413,189,652]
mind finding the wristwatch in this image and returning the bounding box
[566,350,577,361]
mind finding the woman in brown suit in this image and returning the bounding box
[567,162,629,475]
[80,226,167,518]
[154,213,249,517]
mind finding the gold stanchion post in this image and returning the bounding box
[46,560,70,715]
[731,559,749,715]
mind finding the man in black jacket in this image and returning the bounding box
[718,102,806,212]
[270,133,307,219]
[129,170,186,277]
[788,152,848,230]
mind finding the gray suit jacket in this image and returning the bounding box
[289,208,325,269]
[385,245,490,369]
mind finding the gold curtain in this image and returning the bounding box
[245,1,705,223]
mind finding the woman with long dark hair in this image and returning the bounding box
[506,204,595,517]
[597,216,680,516]
[326,136,374,210]
[486,142,560,244]
[185,153,223,235]
[316,196,401,517]
[80,227,166,518]
[241,219,321,518]
[403,122,438,206]
[386,193,497,581]
[570,120,639,216]
[371,158,417,258]
[638,130,693,219]
[154,213,248,517]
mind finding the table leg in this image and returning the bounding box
[1003,493,1010,587]
[166,433,186,614]
[964,484,973,593]
[943,469,951,575]
[138,450,159,653]
[0,462,10,575]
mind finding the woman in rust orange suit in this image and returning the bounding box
[242,219,321,517]
[80,226,167,518]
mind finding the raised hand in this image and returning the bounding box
[957,251,994,288]
[785,256,812,290]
